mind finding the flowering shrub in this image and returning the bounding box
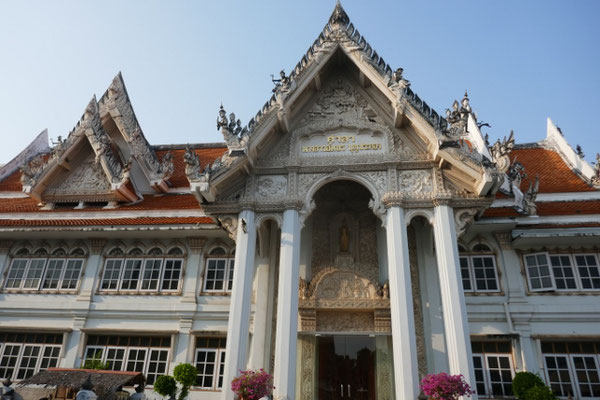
[421,373,474,400]
[231,369,274,400]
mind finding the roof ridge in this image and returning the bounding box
[236,3,448,138]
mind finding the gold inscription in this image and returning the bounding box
[302,135,382,154]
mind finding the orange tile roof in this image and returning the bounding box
[0,216,214,227]
[156,147,227,188]
[0,146,227,193]
[483,201,600,218]
[510,147,594,193]
[0,194,200,213]
[0,169,22,191]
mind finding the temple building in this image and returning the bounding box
[1,4,600,400]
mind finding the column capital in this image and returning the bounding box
[382,192,405,207]
[432,196,452,207]
[0,240,14,251]
[187,237,207,252]
[494,231,513,250]
[89,238,107,255]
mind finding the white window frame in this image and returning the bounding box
[161,258,183,292]
[573,254,600,291]
[543,353,576,398]
[459,255,500,293]
[0,342,61,381]
[203,257,235,293]
[472,353,515,398]
[569,354,600,398]
[83,343,169,385]
[140,259,163,292]
[99,257,184,294]
[194,347,226,390]
[548,254,579,291]
[3,257,84,292]
[524,252,556,292]
[524,252,600,293]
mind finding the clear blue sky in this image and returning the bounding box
[1,0,599,163]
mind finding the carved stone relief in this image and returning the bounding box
[315,271,378,300]
[408,225,427,379]
[398,170,433,194]
[317,311,374,332]
[256,175,287,199]
[47,155,111,194]
[299,336,316,400]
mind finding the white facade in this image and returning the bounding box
[1,4,600,400]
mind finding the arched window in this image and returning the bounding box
[4,245,84,292]
[167,247,184,256]
[203,247,234,293]
[128,248,143,256]
[99,243,184,294]
[459,241,499,293]
[148,247,163,256]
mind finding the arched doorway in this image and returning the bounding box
[297,180,394,400]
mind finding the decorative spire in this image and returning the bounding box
[329,1,350,27]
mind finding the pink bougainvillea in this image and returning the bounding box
[420,373,474,400]
[231,369,274,400]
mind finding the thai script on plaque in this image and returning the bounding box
[301,135,383,154]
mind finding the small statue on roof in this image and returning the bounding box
[523,175,540,215]
[271,70,289,92]
[216,105,248,155]
[591,153,600,186]
[443,91,471,140]
[51,135,67,160]
[489,130,515,174]
[392,67,410,87]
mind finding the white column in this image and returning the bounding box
[248,251,270,369]
[433,204,477,398]
[181,237,205,303]
[222,210,257,400]
[273,209,301,400]
[77,239,106,302]
[61,317,86,367]
[385,206,420,400]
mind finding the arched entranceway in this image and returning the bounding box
[297,180,394,400]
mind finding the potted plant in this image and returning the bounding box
[420,372,474,400]
[231,369,274,400]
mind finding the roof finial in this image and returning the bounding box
[329,1,349,27]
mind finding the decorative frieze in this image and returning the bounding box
[256,175,287,198]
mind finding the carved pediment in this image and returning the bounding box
[299,267,389,310]
[44,153,112,199]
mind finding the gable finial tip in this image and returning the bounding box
[329,0,349,26]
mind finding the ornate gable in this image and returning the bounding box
[188,3,503,208]
[19,74,174,207]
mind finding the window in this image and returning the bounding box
[471,341,515,398]
[3,256,84,292]
[523,253,600,293]
[83,335,170,385]
[542,341,600,398]
[203,248,235,293]
[459,244,500,293]
[0,333,62,381]
[194,337,226,390]
[100,254,184,294]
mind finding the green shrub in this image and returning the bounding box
[153,375,177,399]
[523,385,557,400]
[512,371,545,399]
[80,351,109,370]
[173,363,197,387]
[153,363,198,400]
